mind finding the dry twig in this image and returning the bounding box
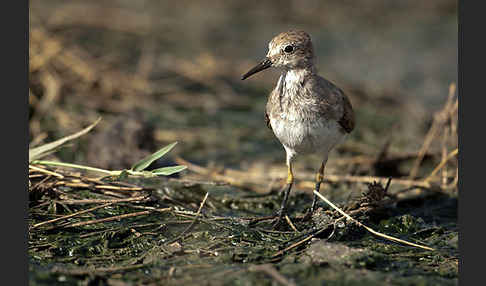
[166,192,209,244]
[409,83,457,179]
[31,203,113,229]
[64,210,155,228]
[313,190,434,251]
[284,215,299,232]
[53,195,150,205]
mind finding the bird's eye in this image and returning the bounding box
[284,45,294,53]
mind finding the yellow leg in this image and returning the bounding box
[287,164,294,184]
[315,163,324,184]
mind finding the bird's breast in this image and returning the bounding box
[269,113,345,156]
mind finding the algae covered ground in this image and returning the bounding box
[29,172,458,285]
[29,1,458,285]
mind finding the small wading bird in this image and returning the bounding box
[241,30,355,226]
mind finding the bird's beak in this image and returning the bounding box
[241,57,272,80]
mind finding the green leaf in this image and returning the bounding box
[117,169,129,180]
[151,165,187,176]
[29,118,101,162]
[131,142,178,172]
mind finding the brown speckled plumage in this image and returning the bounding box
[338,91,355,133]
[265,69,355,135]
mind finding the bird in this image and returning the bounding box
[241,30,355,226]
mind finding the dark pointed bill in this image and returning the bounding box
[241,58,272,80]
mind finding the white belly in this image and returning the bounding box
[269,116,345,158]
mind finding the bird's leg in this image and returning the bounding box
[273,163,293,228]
[310,162,325,213]
[303,157,328,221]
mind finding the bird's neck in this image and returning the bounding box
[273,67,317,114]
[277,66,316,97]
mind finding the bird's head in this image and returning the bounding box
[242,30,315,80]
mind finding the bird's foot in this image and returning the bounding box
[302,207,315,221]
[303,192,319,221]
[271,210,285,229]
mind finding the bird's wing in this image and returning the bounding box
[265,88,279,131]
[338,93,355,133]
[310,76,355,134]
[265,111,272,130]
